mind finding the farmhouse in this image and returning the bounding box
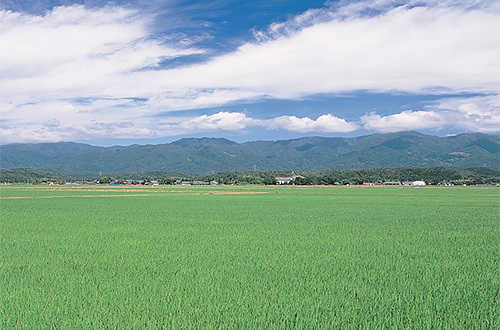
[193,181,209,185]
[403,181,426,186]
[124,179,145,185]
[275,177,295,184]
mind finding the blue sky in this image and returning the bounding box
[1,0,499,146]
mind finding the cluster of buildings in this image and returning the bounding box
[124,180,158,185]
[180,180,219,186]
[35,178,498,187]
[41,179,222,186]
[275,177,429,186]
[363,181,427,186]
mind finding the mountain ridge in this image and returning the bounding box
[1,132,498,174]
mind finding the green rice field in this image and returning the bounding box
[1,185,498,328]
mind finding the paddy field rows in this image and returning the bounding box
[1,185,498,328]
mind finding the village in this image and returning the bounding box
[40,176,428,186]
[38,176,496,186]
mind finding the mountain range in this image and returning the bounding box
[1,131,498,175]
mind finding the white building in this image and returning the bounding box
[276,177,294,184]
[403,181,426,186]
[412,181,426,186]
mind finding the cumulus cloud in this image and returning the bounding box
[257,114,359,133]
[168,112,249,131]
[361,111,446,132]
[429,94,500,132]
[158,112,358,138]
[0,111,358,143]
[361,94,500,133]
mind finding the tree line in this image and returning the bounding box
[198,167,500,185]
[2,167,498,185]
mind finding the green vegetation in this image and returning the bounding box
[1,132,499,174]
[2,166,499,185]
[0,168,79,183]
[200,167,500,185]
[1,185,498,328]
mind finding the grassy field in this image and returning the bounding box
[1,185,498,328]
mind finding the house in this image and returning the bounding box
[193,181,209,185]
[275,177,296,184]
[438,182,454,186]
[403,181,426,186]
[124,179,145,185]
[412,180,426,186]
[180,181,191,185]
[383,181,401,185]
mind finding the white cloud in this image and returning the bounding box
[2,2,498,102]
[0,120,156,143]
[159,112,358,137]
[130,0,499,103]
[146,89,262,110]
[172,112,249,131]
[361,110,446,132]
[0,111,357,143]
[1,1,499,142]
[257,114,359,133]
[361,94,500,133]
[430,94,500,132]
[0,5,202,99]
[160,112,358,135]
[330,0,497,18]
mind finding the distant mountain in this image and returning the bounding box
[1,132,498,174]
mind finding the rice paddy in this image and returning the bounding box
[1,185,498,328]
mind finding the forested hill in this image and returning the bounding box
[1,131,499,174]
